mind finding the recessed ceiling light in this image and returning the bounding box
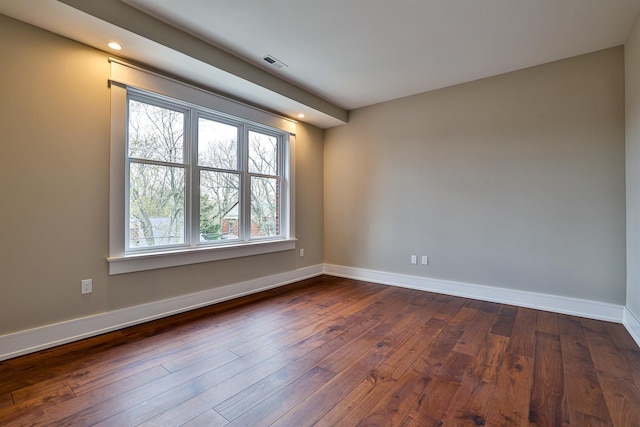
[297,113,305,118]
[107,42,122,51]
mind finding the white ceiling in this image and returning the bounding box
[124,0,640,109]
[1,0,640,128]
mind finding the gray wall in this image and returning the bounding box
[324,47,626,304]
[0,15,324,336]
[627,15,640,318]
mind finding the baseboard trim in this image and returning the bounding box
[0,265,323,362]
[3,263,637,362]
[323,264,625,323]
[623,308,640,347]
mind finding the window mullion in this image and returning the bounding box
[240,124,252,241]
[189,109,200,247]
[279,135,286,238]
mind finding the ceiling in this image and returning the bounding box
[1,0,640,128]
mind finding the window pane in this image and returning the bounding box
[248,131,278,175]
[129,163,185,248]
[200,170,240,241]
[128,99,184,163]
[198,118,238,170]
[251,176,279,238]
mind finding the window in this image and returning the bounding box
[126,92,285,251]
[108,60,296,274]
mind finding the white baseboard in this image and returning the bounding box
[623,308,640,347]
[323,264,625,323]
[0,265,323,362]
[3,263,638,362]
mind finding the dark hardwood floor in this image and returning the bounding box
[1,275,639,426]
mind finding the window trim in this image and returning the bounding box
[108,59,296,275]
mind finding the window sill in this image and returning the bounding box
[107,239,297,275]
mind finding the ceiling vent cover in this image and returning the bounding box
[262,55,287,70]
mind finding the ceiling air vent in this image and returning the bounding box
[262,55,287,70]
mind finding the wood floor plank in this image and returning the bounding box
[403,410,444,427]
[491,306,518,337]
[436,351,474,384]
[507,307,537,358]
[567,411,613,427]
[564,370,612,424]
[582,318,634,383]
[269,287,400,352]
[616,346,640,389]
[140,396,222,427]
[11,302,280,404]
[557,315,595,373]
[242,281,383,335]
[316,295,467,426]
[486,353,533,427]
[0,385,75,425]
[180,409,229,427]
[0,276,637,426]
[439,376,496,426]
[432,295,468,322]
[44,332,230,397]
[601,318,640,388]
[29,348,240,426]
[536,310,559,335]
[0,331,129,395]
[271,300,426,427]
[528,331,569,426]
[271,332,407,427]
[227,327,293,357]
[70,347,200,396]
[470,333,509,384]
[92,346,278,427]
[452,305,498,356]
[323,284,398,316]
[558,315,612,423]
[317,292,419,375]
[416,306,477,374]
[599,377,640,427]
[480,300,501,314]
[0,365,170,426]
[372,317,449,382]
[342,305,474,425]
[11,378,72,405]
[412,374,461,422]
[0,393,12,410]
[604,321,640,351]
[313,376,384,427]
[185,325,369,423]
[138,343,314,427]
[162,348,242,374]
[213,290,414,421]
[268,313,347,350]
[353,371,433,427]
[314,316,449,426]
[226,366,334,426]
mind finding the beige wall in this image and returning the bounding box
[324,47,626,304]
[0,15,324,335]
[627,15,640,318]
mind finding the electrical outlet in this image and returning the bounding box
[300,248,305,257]
[81,279,92,294]
[421,256,429,265]
[410,255,417,264]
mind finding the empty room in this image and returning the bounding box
[1,0,640,425]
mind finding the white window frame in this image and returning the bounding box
[108,59,296,275]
